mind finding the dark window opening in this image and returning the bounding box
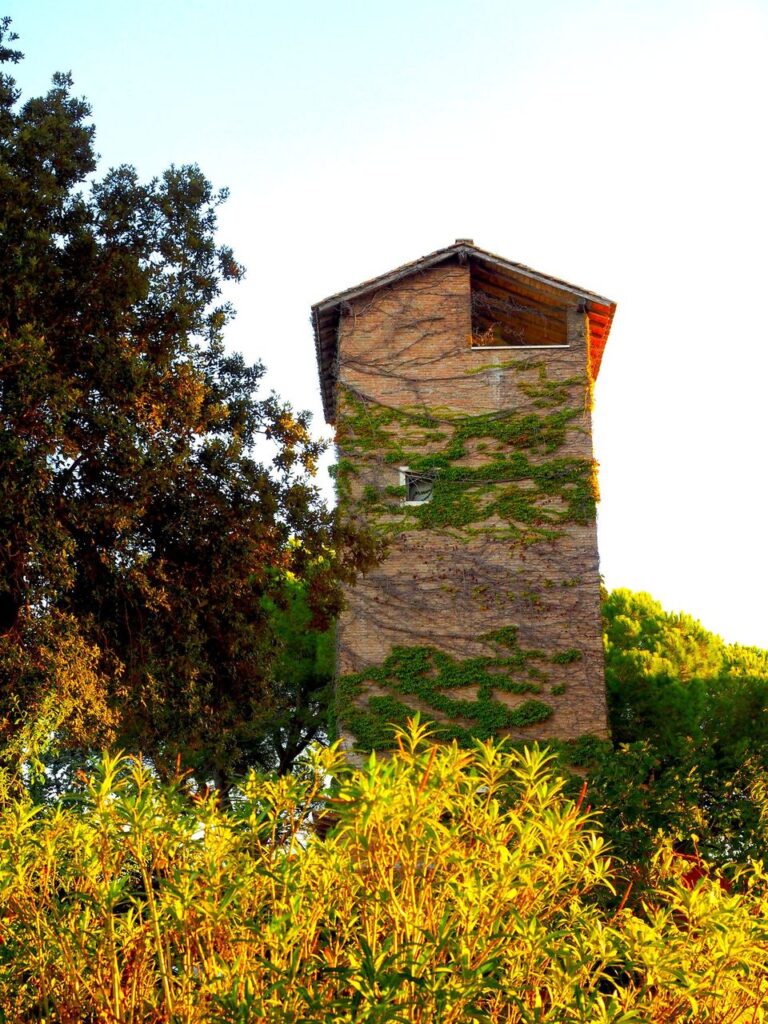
[469,269,569,348]
[403,470,434,504]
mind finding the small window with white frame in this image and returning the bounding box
[400,466,434,504]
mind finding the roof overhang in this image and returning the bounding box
[312,241,616,424]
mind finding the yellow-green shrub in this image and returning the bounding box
[1,721,768,1022]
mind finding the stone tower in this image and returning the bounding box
[312,241,616,750]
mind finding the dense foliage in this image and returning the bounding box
[580,588,768,870]
[258,574,335,774]
[2,721,768,1023]
[0,18,376,784]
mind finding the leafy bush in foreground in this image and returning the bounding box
[1,722,768,1022]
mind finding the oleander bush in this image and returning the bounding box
[1,721,768,1022]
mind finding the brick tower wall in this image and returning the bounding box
[333,261,607,748]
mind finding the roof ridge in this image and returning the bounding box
[312,241,616,312]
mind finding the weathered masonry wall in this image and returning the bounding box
[333,260,608,749]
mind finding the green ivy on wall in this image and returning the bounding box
[335,365,597,544]
[336,627,584,750]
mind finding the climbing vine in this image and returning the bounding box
[335,627,583,751]
[335,367,597,544]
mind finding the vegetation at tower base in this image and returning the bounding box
[0,19,378,785]
[4,721,768,1022]
[330,584,768,882]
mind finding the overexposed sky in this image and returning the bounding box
[6,0,768,647]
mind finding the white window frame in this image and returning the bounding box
[469,344,570,350]
[400,466,434,505]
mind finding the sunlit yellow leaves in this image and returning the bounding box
[0,612,117,783]
[0,724,766,1020]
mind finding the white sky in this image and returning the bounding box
[6,0,768,647]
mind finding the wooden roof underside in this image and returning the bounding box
[312,242,616,424]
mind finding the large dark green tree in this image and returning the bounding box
[0,19,376,784]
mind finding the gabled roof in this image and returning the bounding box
[312,240,616,424]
